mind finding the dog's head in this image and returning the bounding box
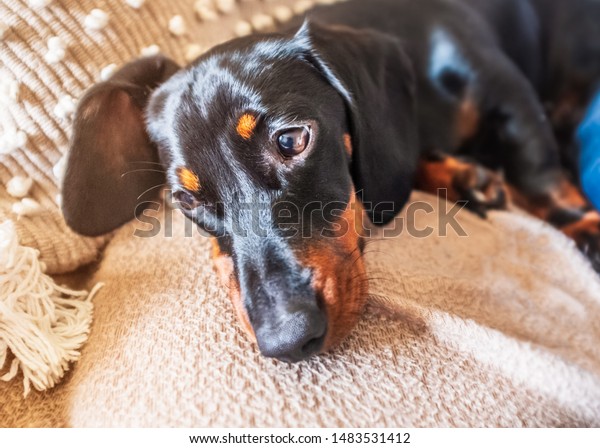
[62,22,417,362]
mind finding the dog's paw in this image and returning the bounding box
[451,162,508,218]
[561,211,600,273]
[417,155,508,218]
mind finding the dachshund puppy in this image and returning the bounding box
[62,0,600,362]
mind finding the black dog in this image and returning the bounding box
[62,0,600,362]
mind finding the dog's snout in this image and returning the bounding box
[256,308,327,363]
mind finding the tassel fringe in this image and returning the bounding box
[0,220,102,396]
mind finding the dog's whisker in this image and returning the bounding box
[137,183,168,200]
[361,247,392,256]
[361,238,378,247]
[121,168,167,177]
[364,269,388,276]
[126,161,165,167]
[347,252,365,271]
[354,276,388,284]
[346,245,362,261]
[348,272,385,284]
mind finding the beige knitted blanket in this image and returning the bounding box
[1,0,600,428]
[2,192,600,427]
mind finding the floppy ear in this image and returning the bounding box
[296,22,419,225]
[62,56,180,236]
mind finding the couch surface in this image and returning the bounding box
[1,0,600,428]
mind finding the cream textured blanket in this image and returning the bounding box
[1,0,600,428]
[1,192,599,427]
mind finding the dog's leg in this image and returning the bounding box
[416,153,508,218]
[474,56,600,272]
[417,154,600,272]
[560,212,600,272]
[510,181,600,272]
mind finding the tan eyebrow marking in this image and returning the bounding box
[177,167,200,192]
[236,113,257,140]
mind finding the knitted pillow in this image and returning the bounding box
[0,0,331,274]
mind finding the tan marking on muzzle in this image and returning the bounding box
[211,238,256,341]
[297,190,368,350]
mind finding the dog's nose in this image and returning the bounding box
[256,308,327,363]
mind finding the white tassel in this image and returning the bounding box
[0,221,103,396]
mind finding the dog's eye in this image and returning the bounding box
[277,127,310,157]
[173,190,200,211]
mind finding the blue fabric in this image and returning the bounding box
[578,90,600,210]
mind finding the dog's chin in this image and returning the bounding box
[304,192,370,353]
[312,254,369,353]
